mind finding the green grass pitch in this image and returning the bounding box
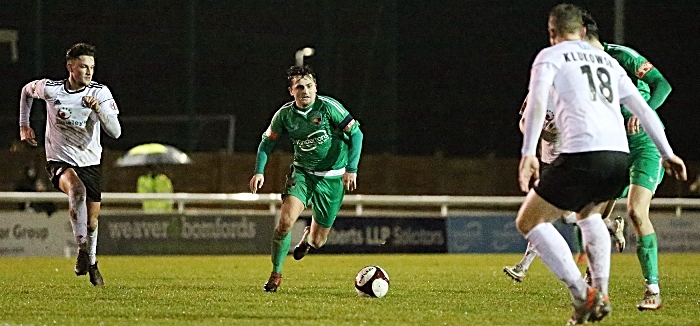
[1,254,699,325]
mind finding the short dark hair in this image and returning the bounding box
[582,10,599,40]
[548,4,584,38]
[66,43,96,62]
[286,65,316,87]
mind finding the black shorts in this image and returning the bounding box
[528,162,552,189]
[534,151,628,212]
[46,161,102,202]
[540,162,551,174]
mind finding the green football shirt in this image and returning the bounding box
[604,43,663,129]
[263,95,360,172]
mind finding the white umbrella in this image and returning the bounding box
[116,143,192,167]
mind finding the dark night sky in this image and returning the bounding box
[1,1,698,159]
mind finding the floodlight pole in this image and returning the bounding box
[614,0,624,44]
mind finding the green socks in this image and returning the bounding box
[637,233,659,284]
[271,230,291,274]
[574,225,584,254]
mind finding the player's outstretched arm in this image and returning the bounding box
[619,78,675,160]
[250,132,277,193]
[343,173,357,191]
[250,174,265,194]
[627,68,672,134]
[82,96,121,139]
[518,155,540,193]
[19,126,37,147]
[344,127,362,192]
[643,68,672,111]
[662,156,687,181]
[521,62,553,160]
[345,129,363,170]
[620,76,685,181]
[19,80,44,146]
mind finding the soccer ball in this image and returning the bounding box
[355,266,390,298]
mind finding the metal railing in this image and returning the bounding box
[1,192,699,217]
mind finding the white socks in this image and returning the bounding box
[87,227,98,265]
[562,212,577,224]
[527,223,588,301]
[519,242,538,270]
[577,214,611,296]
[646,283,660,294]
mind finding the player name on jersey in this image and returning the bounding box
[562,51,614,68]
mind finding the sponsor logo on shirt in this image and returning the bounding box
[56,107,90,128]
[294,130,329,152]
[546,109,554,121]
[310,113,323,125]
[57,107,71,120]
[57,119,88,127]
[635,61,654,79]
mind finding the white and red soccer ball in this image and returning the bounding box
[355,266,390,298]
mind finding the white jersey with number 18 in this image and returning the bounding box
[524,40,632,156]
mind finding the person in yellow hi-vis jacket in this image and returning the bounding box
[137,169,174,212]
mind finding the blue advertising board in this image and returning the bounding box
[99,214,275,255]
[312,217,447,254]
[447,214,577,253]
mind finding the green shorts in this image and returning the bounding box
[618,134,665,198]
[284,165,345,228]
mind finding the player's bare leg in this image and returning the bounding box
[294,220,331,260]
[609,216,626,252]
[87,202,103,286]
[627,185,662,310]
[58,170,90,276]
[265,195,305,292]
[504,242,537,282]
[516,191,607,323]
[600,199,626,252]
[505,211,577,282]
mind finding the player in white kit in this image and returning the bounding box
[19,43,121,286]
[516,4,686,325]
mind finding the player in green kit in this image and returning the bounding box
[583,12,672,310]
[250,65,363,292]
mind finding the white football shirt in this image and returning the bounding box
[522,40,673,159]
[521,92,560,164]
[20,79,120,166]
